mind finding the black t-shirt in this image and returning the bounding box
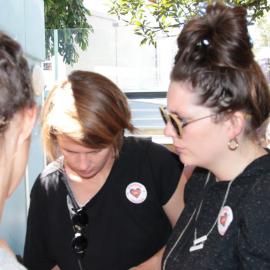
[163,153,270,270]
[24,137,182,270]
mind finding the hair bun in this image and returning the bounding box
[175,3,254,69]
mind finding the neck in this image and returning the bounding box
[0,160,11,219]
[65,155,115,205]
[208,142,266,181]
[67,157,115,183]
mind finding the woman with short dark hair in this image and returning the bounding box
[24,70,185,270]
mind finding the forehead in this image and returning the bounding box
[57,135,90,151]
[167,81,196,111]
[167,81,211,116]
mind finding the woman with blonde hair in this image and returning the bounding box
[0,32,37,269]
[24,70,185,270]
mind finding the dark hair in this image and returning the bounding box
[0,32,35,133]
[171,3,270,134]
[42,70,135,160]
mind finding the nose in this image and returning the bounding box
[164,121,178,138]
[78,154,89,171]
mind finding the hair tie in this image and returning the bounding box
[196,38,209,48]
[202,39,209,46]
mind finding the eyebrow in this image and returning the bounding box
[168,109,188,120]
[63,149,78,153]
[166,107,180,115]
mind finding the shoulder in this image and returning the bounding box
[0,248,26,270]
[122,136,178,161]
[241,153,270,202]
[238,154,270,230]
[242,170,270,210]
[122,136,156,152]
[32,158,64,194]
[40,157,63,179]
[237,156,270,263]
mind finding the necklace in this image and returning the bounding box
[189,172,234,252]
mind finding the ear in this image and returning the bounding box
[227,111,246,139]
[18,105,38,144]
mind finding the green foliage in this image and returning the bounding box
[255,11,270,47]
[44,0,93,65]
[109,0,270,47]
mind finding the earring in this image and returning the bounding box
[0,116,8,127]
[227,138,239,151]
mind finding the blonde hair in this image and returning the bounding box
[42,70,136,161]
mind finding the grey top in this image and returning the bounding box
[0,248,26,270]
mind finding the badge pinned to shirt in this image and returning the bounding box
[125,182,147,204]
[217,206,233,236]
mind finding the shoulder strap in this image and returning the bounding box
[59,170,80,211]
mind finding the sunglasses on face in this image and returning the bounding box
[71,207,88,256]
[159,106,216,137]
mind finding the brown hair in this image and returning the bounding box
[0,32,35,133]
[171,3,270,135]
[42,70,135,161]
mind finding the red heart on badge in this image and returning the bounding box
[220,212,228,226]
[130,188,141,198]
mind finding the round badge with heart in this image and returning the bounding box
[217,205,233,236]
[125,182,147,204]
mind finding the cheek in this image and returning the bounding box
[182,123,225,150]
[96,155,107,167]
[182,124,208,143]
[63,153,77,166]
[94,152,112,169]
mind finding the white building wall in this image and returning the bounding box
[66,12,161,93]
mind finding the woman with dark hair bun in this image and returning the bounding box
[160,3,270,269]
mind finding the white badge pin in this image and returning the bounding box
[126,182,147,204]
[217,206,233,236]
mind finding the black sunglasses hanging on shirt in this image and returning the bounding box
[71,206,88,255]
[62,169,88,270]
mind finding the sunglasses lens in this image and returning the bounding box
[71,207,88,256]
[169,116,181,137]
[72,233,88,255]
[159,107,182,137]
[159,107,168,124]
[72,208,88,229]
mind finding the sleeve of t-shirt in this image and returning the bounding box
[23,176,56,270]
[146,141,183,205]
[238,174,270,269]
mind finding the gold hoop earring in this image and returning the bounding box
[227,138,239,151]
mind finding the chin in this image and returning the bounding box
[78,171,97,180]
[179,154,197,167]
[178,153,190,164]
[80,174,94,180]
